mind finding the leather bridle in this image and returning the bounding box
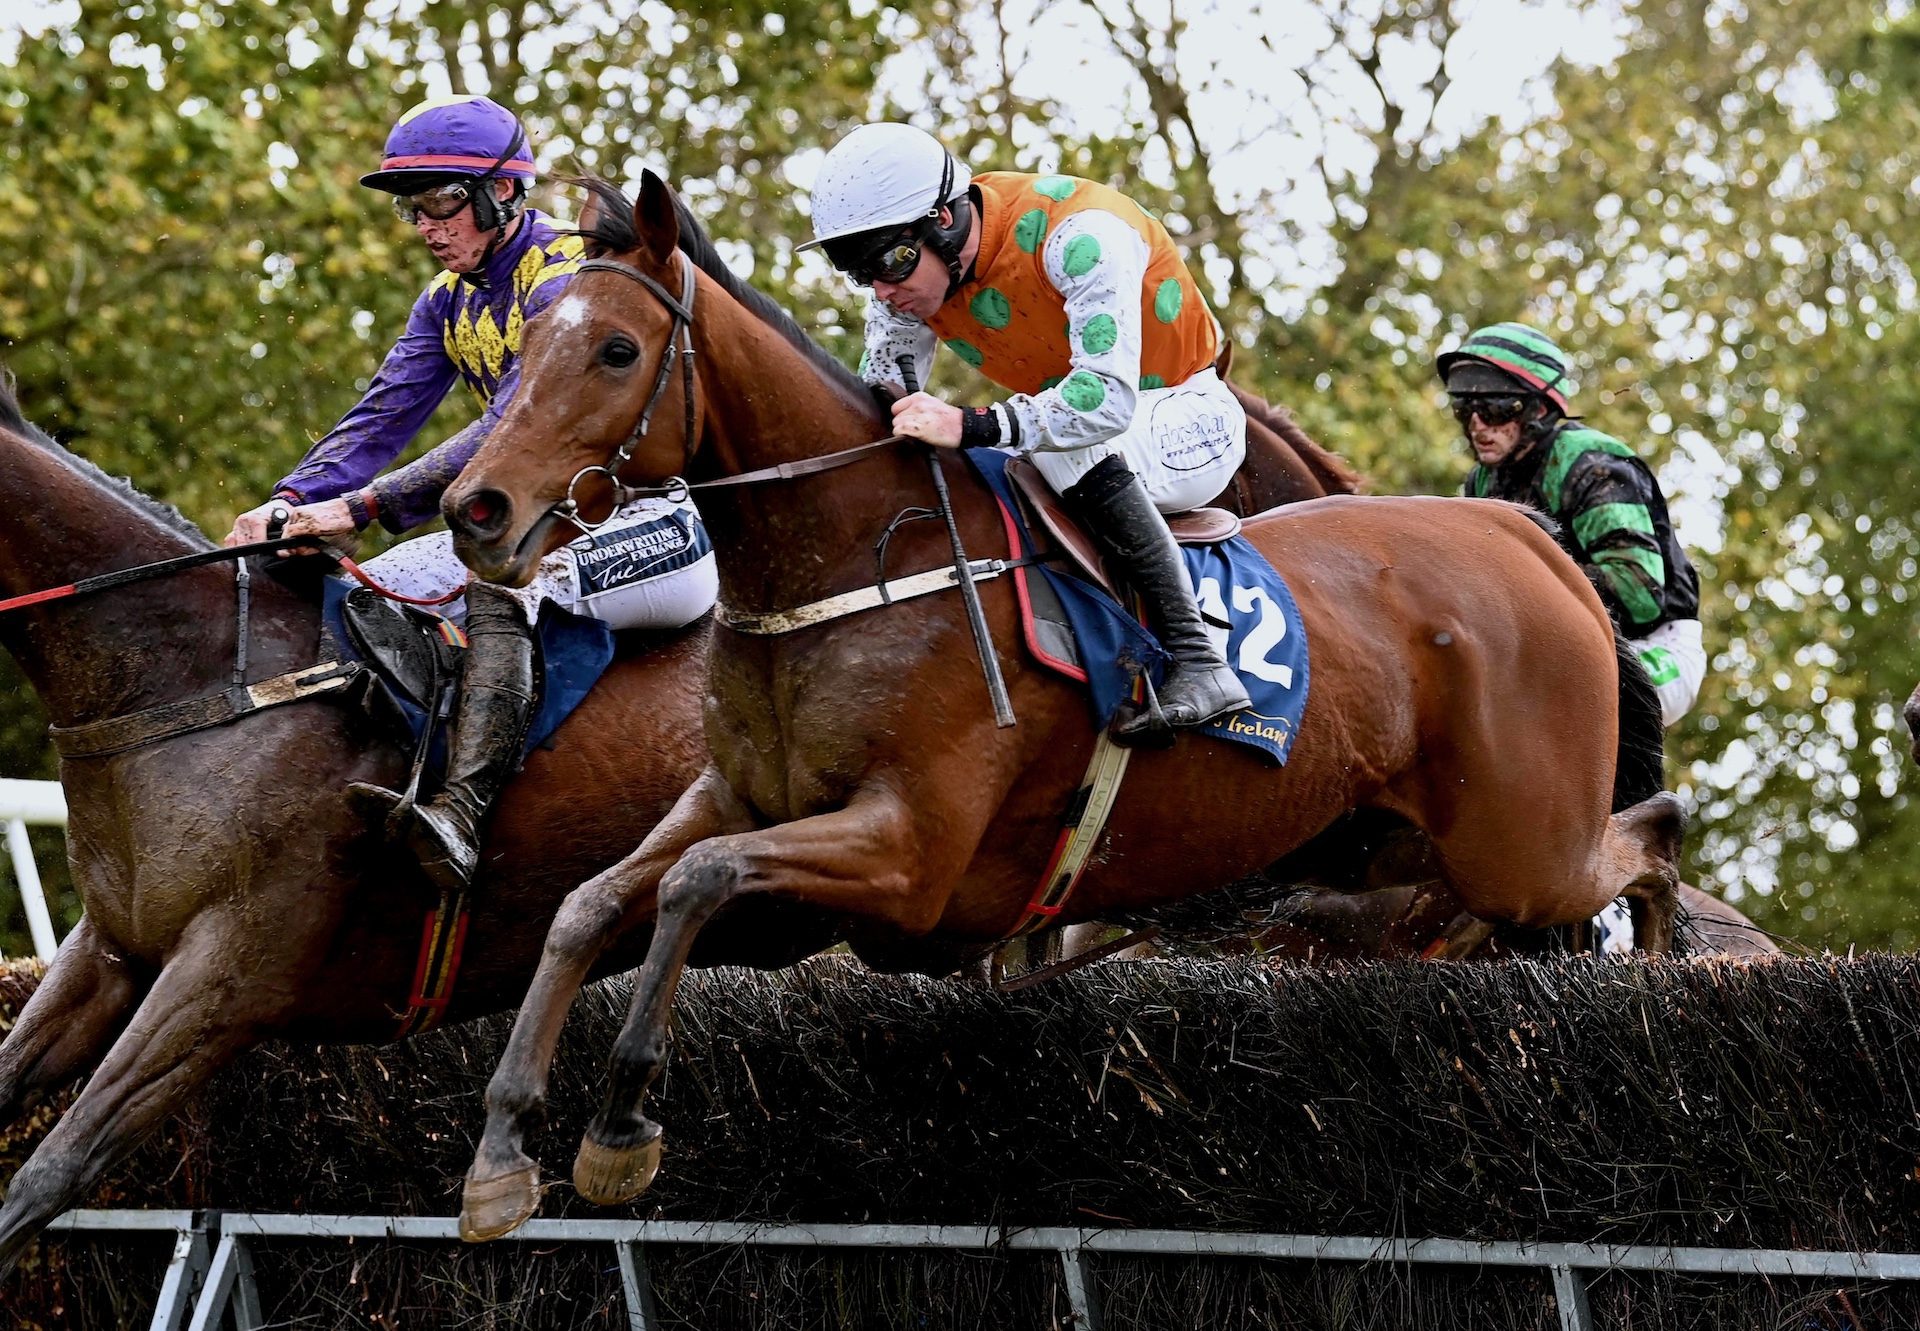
[552,251,701,534]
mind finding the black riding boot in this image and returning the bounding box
[360,583,537,892]
[1064,456,1251,741]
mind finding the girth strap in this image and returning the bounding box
[716,555,1044,635]
[49,661,360,760]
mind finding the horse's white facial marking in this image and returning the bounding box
[550,295,589,333]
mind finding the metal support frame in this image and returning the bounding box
[0,778,68,960]
[47,1209,1920,1327]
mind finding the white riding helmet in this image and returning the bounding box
[799,123,973,251]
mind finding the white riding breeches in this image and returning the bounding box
[1028,367,1248,514]
[361,497,719,631]
[1626,618,1707,729]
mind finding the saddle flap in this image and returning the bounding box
[1006,458,1114,594]
[1005,458,1245,596]
[340,586,463,711]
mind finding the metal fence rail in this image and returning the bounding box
[0,776,65,960]
[45,1208,1920,1331]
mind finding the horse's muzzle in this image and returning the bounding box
[445,486,544,587]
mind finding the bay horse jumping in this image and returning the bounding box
[0,329,1357,1272]
[441,174,1686,1238]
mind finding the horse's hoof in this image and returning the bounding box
[573,1126,663,1206]
[459,1159,543,1242]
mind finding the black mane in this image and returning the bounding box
[572,177,877,413]
[0,367,212,549]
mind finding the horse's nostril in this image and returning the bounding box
[459,489,512,536]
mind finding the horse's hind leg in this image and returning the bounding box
[460,767,755,1243]
[0,932,266,1280]
[0,918,141,1123]
[1612,793,1687,953]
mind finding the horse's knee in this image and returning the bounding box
[547,882,627,959]
[658,846,743,921]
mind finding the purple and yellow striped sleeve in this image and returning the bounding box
[274,284,459,505]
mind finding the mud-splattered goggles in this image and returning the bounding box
[824,226,925,287]
[391,182,478,225]
[1449,394,1537,427]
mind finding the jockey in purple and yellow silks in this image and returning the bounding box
[800,123,1250,740]
[225,96,717,895]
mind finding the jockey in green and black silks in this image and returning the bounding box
[1438,322,1706,728]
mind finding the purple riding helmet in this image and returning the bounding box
[361,95,537,233]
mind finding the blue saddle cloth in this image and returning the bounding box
[320,577,615,770]
[965,449,1310,764]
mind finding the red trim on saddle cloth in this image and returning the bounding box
[396,896,471,1038]
[986,488,1087,683]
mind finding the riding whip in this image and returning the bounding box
[900,358,1016,728]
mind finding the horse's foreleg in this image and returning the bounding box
[460,767,755,1243]
[0,937,266,1281]
[0,918,141,1124]
[572,790,933,1208]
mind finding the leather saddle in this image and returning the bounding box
[339,586,465,713]
[1004,458,1241,598]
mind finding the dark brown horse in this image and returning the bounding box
[439,175,1685,1239]
[0,375,804,1276]
[0,323,1359,1273]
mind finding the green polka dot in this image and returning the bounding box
[1139,373,1166,390]
[1062,234,1102,278]
[1040,375,1065,391]
[1034,175,1075,201]
[1153,278,1184,323]
[1060,371,1106,413]
[1080,313,1118,355]
[1013,208,1048,253]
[969,288,1012,330]
[946,338,984,367]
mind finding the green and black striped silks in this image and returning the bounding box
[1466,422,1700,633]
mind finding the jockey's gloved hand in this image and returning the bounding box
[226,497,357,557]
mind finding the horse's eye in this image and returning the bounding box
[601,337,639,369]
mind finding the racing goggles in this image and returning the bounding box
[1449,393,1537,427]
[392,182,478,225]
[825,226,925,287]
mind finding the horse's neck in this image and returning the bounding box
[691,303,933,613]
[0,432,296,727]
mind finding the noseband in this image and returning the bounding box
[553,251,700,534]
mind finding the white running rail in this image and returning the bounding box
[0,777,66,961]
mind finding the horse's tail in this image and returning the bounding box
[1222,377,1368,496]
[1611,608,1667,812]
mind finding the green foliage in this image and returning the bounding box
[2,0,1917,954]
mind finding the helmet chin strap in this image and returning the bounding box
[460,124,530,285]
[922,152,973,299]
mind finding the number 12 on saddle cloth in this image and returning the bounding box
[967,447,1309,764]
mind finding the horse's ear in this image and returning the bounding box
[1215,340,1235,379]
[634,170,681,266]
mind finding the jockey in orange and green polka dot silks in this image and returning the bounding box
[804,124,1254,736]
[858,171,1222,479]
